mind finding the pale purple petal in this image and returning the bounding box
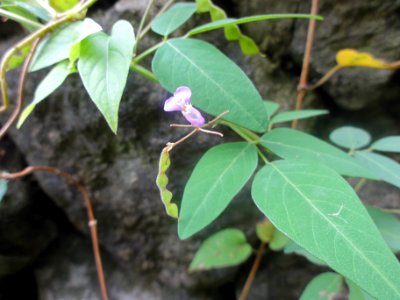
[174,86,191,104]
[182,105,205,127]
[164,95,185,111]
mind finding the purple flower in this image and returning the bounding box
[164,86,205,127]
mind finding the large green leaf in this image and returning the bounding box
[270,109,328,126]
[329,126,371,150]
[354,151,400,188]
[152,38,268,132]
[260,128,377,179]
[370,136,400,153]
[78,20,135,133]
[251,160,400,299]
[189,228,252,271]
[17,60,72,128]
[151,2,197,36]
[299,272,342,300]
[30,18,102,71]
[367,207,400,253]
[178,142,258,239]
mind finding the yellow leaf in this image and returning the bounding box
[336,49,399,69]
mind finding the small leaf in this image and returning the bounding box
[251,160,400,298]
[269,228,290,251]
[260,128,377,179]
[152,38,268,132]
[270,109,328,125]
[264,100,279,118]
[6,43,31,71]
[367,207,400,253]
[329,126,371,150]
[0,179,8,202]
[30,18,102,72]
[178,142,258,239]
[13,1,50,21]
[346,279,375,300]
[336,49,400,69]
[78,20,135,133]
[284,241,326,266]
[151,2,197,36]
[49,0,79,12]
[370,136,400,153]
[255,220,274,243]
[18,60,72,128]
[156,148,178,219]
[189,228,252,271]
[354,151,400,188]
[299,272,343,300]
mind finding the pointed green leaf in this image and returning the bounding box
[151,2,197,36]
[346,279,375,300]
[152,38,268,132]
[189,228,252,271]
[370,136,400,153]
[270,109,328,125]
[284,241,326,266]
[30,18,102,71]
[251,160,400,299]
[78,20,135,133]
[354,151,400,188]
[367,207,400,253]
[299,272,342,300]
[178,142,258,239]
[17,60,72,128]
[264,100,279,118]
[330,126,371,150]
[261,128,377,179]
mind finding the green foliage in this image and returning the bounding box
[255,220,274,242]
[78,20,135,133]
[260,128,377,179]
[370,136,400,153]
[156,149,178,219]
[284,241,326,266]
[346,279,375,300]
[49,0,79,12]
[178,142,258,239]
[299,272,342,300]
[263,100,279,119]
[270,109,328,126]
[0,179,8,203]
[18,60,73,128]
[151,3,197,37]
[329,126,371,150]
[268,228,290,251]
[152,38,268,132]
[30,18,102,72]
[189,228,252,271]
[251,159,400,299]
[6,43,31,71]
[355,151,400,188]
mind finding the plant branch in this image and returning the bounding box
[130,64,159,83]
[239,242,266,300]
[307,65,342,91]
[133,0,156,56]
[0,166,109,300]
[291,0,319,129]
[0,38,39,139]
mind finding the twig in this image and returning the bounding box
[307,65,342,91]
[133,0,156,56]
[0,38,40,139]
[0,166,109,300]
[239,242,266,300]
[291,0,319,129]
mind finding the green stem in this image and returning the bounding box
[132,41,165,64]
[0,8,42,29]
[130,64,159,83]
[222,120,260,143]
[354,178,367,192]
[133,0,156,56]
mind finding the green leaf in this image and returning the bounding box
[269,228,290,251]
[299,272,342,300]
[6,43,31,71]
[354,151,400,188]
[270,109,328,125]
[78,20,135,134]
[178,142,258,239]
[18,60,72,128]
[255,220,275,243]
[370,136,400,153]
[30,18,102,72]
[284,241,326,266]
[0,179,8,202]
[188,14,323,36]
[346,279,375,300]
[49,0,79,12]
[189,228,252,271]
[152,38,268,132]
[251,160,400,299]
[329,126,371,150]
[367,207,400,253]
[14,1,50,21]
[264,100,279,118]
[151,2,197,36]
[261,128,377,179]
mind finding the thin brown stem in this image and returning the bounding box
[0,166,109,300]
[0,38,40,139]
[307,65,342,91]
[239,242,266,300]
[291,0,319,129]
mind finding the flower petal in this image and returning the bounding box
[182,105,205,127]
[174,86,192,104]
[164,95,185,111]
